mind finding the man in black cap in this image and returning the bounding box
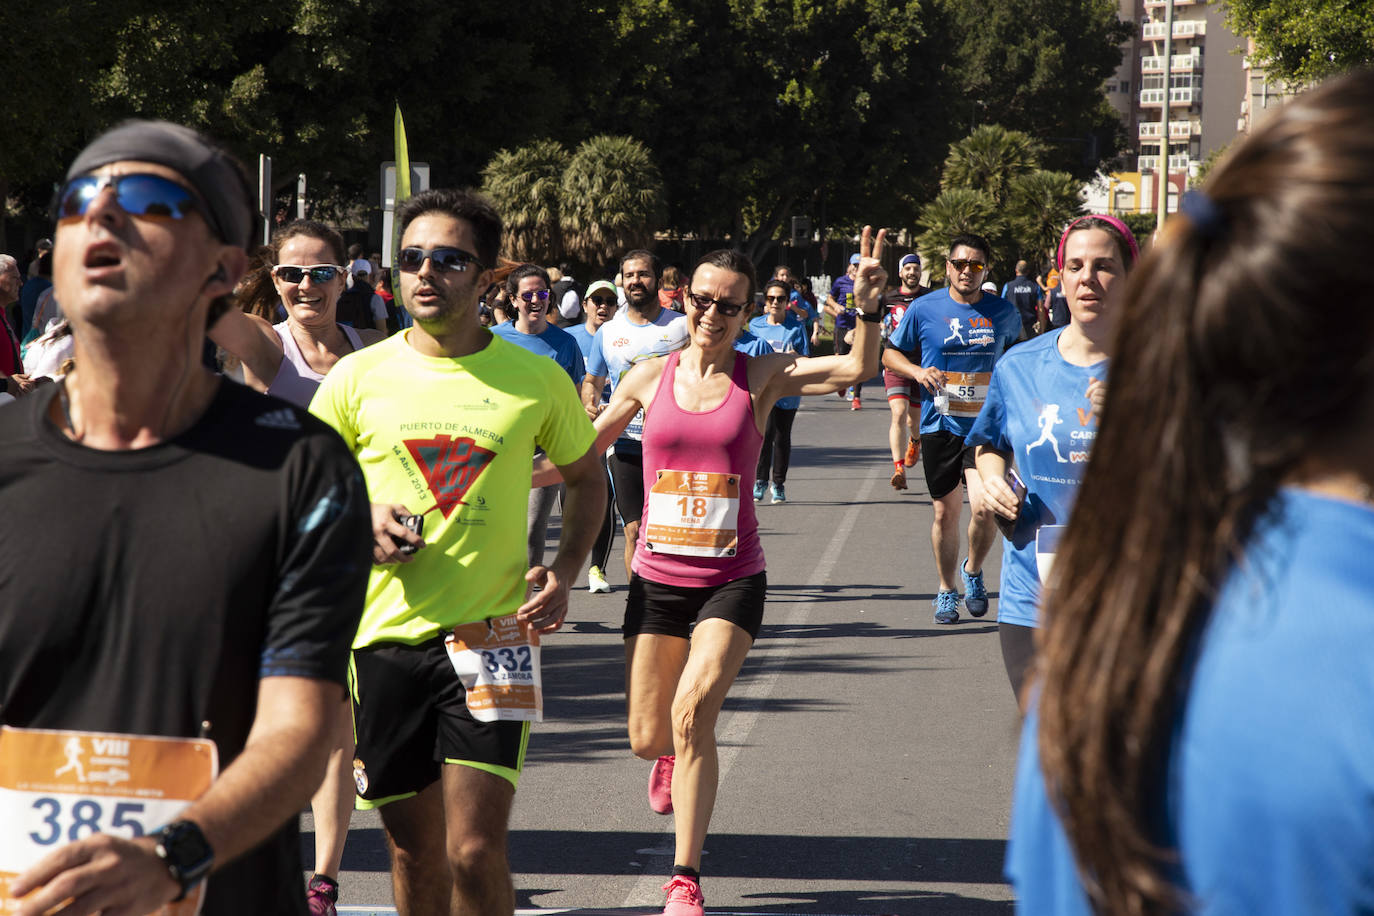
[0,120,371,914]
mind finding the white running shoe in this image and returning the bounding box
[588,565,611,594]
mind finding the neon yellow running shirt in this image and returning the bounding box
[311,331,595,648]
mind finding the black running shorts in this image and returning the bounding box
[609,450,646,525]
[623,571,768,641]
[920,430,978,500]
[351,635,530,807]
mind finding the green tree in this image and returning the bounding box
[1192,142,1232,188]
[1222,0,1374,84]
[561,136,666,266]
[941,126,1044,206]
[1005,169,1083,269]
[915,188,1004,277]
[941,0,1131,176]
[481,140,570,264]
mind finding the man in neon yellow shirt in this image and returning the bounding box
[311,188,604,916]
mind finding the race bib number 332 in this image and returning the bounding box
[446,615,543,723]
[0,725,216,914]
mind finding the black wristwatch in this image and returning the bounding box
[859,311,882,324]
[154,820,214,900]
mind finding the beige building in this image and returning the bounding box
[1095,0,1247,214]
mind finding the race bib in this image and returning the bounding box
[943,371,991,417]
[0,726,217,914]
[642,470,740,558]
[445,615,543,723]
[1036,525,1066,583]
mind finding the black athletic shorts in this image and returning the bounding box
[351,635,530,807]
[623,571,768,641]
[610,449,645,524]
[920,430,978,500]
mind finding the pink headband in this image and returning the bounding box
[1056,214,1140,271]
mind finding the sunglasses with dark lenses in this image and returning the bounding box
[397,246,485,273]
[588,295,617,307]
[272,264,345,284]
[764,295,789,303]
[948,258,987,273]
[687,291,745,317]
[55,173,203,224]
[518,289,551,303]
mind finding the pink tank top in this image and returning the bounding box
[633,349,766,587]
[266,321,363,408]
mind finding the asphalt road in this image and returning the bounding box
[310,386,1022,915]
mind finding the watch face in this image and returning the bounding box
[160,821,214,875]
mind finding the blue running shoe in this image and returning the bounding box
[933,589,961,624]
[753,480,767,502]
[771,483,786,503]
[961,558,989,617]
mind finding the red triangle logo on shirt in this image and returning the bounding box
[404,435,497,518]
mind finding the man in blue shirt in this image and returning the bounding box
[1000,259,1041,341]
[883,234,1021,624]
[492,263,586,569]
[826,254,863,408]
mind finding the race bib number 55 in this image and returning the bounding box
[642,470,740,558]
[943,371,991,417]
[0,725,217,914]
[446,615,543,723]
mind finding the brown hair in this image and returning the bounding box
[271,219,346,266]
[232,245,279,322]
[1035,67,1374,914]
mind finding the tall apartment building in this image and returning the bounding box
[1092,0,1246,214]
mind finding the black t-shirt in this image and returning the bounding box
[1004,276,1040,326]
[0,380,372,914]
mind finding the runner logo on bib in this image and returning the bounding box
[445,614,543,723]
[643,470,740,558]
[0,725,217,914]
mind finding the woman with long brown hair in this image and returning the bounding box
[1009,67,1374,914]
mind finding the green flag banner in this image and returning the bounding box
[392,103,412,312]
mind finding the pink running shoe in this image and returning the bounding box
[649,754,675,814]
[305,874,339,916]
[661,875,705,916]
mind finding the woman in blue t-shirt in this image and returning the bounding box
[1008,69,1374,915]
[966,214,1138,703]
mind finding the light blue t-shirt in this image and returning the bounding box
[747,317,810,410]
[1008,488,1374,914]
[567,323,610,404]
[490,320,584,383]
[889,288,1021,436]
[586,308,689,455]
[965,328,1104,627]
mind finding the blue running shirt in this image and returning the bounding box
[747,317,810,410]
[965,328,1103,627]
[889,288,1021,437]
[1008,488,1374,914]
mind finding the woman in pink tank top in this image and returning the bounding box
[586,237,887,915]
[208,219,385,408]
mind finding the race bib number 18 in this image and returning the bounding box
[642,470,740,558]
[0,725,217,914]
[446,615,543,723]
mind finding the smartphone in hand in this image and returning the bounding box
[994,467,1028,539]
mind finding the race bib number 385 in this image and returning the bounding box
[642,470,740,558]
[446,615,543,723]
[0,725,217,914]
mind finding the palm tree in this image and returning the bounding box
[481,139,570,263]
[915,187,1004,278]
[560,135,666,265]
[1006,169,1084,270]
[940,125,1043,207]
